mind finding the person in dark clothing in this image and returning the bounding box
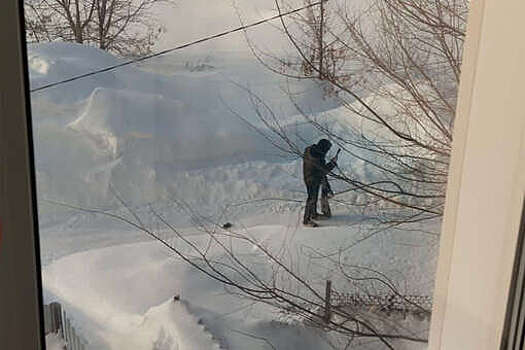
[303,139,338,226]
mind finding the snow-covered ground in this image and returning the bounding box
[43,217,436,350]
[28,6,439,348]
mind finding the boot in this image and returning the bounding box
[320,197,332,218]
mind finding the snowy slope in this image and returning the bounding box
[29,43,342,231]
[31,37,437,350]
[43,219,434,350]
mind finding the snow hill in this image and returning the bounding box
[28,43,342,230]
[30,43,437,349]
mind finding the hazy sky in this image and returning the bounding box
[154,0,302,54]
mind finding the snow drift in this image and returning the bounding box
[28,43,341,226]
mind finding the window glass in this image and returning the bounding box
[23,0,469,349]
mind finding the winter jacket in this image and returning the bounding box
[303,144,336,185]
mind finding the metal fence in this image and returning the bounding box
[44,302,87,350]
[332,292,433,317]
[280,281,433,325]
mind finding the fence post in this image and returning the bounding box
[61,309,67,343]
[324,280,332,324]
[72,327,78,350]
[62,310,67,346]
[76,332,81,350]
[43,305,51,334]
[66,318,71,349]
[50,302,62,334]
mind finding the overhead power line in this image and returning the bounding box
[30,1,325,93]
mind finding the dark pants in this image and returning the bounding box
[304,180,320,224]
[321,178,332,218]
[304,178,332,224]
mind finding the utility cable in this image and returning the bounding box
[30,0,325,93]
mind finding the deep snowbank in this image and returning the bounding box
[29,43,427,231]
[28,43,342,228]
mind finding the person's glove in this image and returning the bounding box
[331,149,340,164]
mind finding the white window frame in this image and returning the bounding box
[2,0,525,349]
[429,0,525,348]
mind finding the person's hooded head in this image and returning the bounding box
[317,139,332,154]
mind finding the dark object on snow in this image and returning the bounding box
[222,222,233,229]
[304,221,319,228]
[303,139,337,225]
[173,294,180,302]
